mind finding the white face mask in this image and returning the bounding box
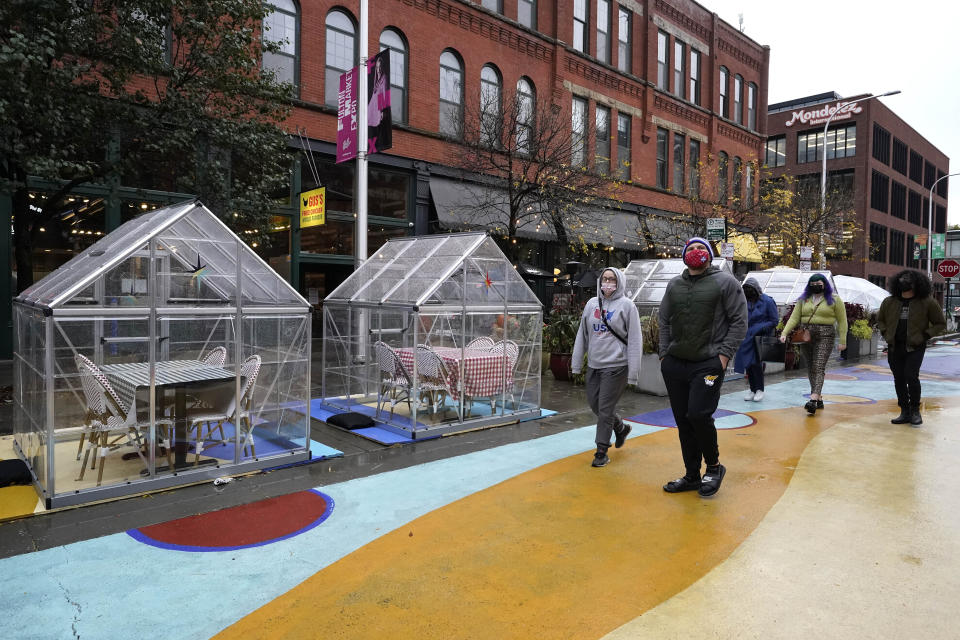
[601,282,617,295]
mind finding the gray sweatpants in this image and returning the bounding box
[585,365,629,448]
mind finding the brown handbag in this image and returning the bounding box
[788,299,823,344]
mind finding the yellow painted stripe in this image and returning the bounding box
[216,400,898,640]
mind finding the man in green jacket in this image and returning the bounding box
[658,238,747,498]
[876,269,946,426]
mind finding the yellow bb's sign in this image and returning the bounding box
[300,187,326,228]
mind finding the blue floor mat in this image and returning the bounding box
[194,421,342,463]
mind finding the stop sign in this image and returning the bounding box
[938,259,960,278]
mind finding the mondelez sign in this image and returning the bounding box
[785,101,862,127]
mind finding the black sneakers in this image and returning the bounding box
[591,451,610,467]
[663,475,701,492]
[804,400,817,415]
[910,409,923,426]
[614,420,632,448]
[698,464,726,498]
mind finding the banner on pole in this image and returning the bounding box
[336,67,359,163]
[931,233,946,259]
[366,49,392,155]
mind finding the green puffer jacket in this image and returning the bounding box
[876,295,946,351]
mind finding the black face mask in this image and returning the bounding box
[744,288,758,301]
[808,284,824,294]
[898,278,913,290]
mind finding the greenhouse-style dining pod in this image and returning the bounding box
[13,201,311,508]
[622,258,733,315]
[746,267,836,306]
[322,232,542,439]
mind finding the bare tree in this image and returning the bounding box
[446,85,627,260]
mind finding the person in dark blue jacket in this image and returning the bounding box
[734,277,778,402]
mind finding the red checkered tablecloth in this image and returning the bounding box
[395,347,514,401]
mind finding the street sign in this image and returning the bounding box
[706,218,726,241]
[799,246,813,260]
[799,260,811,272]
[931,233,946,259]
[299,187,326,228]
[937,259,960,279]
[720,242,735,259]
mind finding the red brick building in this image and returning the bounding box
[275,0,769,298]
[765,92,950,290]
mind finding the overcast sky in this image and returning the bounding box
[708,0,960,225]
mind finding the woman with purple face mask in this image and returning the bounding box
[571,267,643,468]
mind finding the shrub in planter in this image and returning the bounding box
[543,314,580,381]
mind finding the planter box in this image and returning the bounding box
[636,352,668,396]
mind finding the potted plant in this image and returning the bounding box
[542,314,580,381]
[842,302,873,359]
[635,314,668,396]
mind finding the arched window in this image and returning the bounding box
[379,28,407,124]
[325,10,356,107]
[718,66,729,118]
[439,50,463,138]
[480,64,502,146]
[747,82,757,130]
[732,156,743,204]
[263,1,299,92]
[516,77,535,154]
[733,74,743,124]
[717,151,729,204]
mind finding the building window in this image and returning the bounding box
[480,0,502,13]
[673,40,685,99]
[733,74,743,124]
[689,49,700,105]
[656,31,669,90]
[870,170,889,213]
[572,96,588,166]
[717,151,728,203]
[325,9,356,106]
[617,8,631,73]
[908,189,922,225]
[872,124,891,164]
[937,170,949,198]
[596,0,611,63]
[923,197,930,229]
[379,29,407,124]
[889,230,905,266]
[480,64,502,147]
[616,112,630,180]
[516,77,535,154]
[924,161,937,189]
[573,0,588,53]
[656,128,668,189]
[688,139,700,196]
[673,132,685,192]
[718,66,728,118]
[826,124,856,159]
[936,205,947,233]
[744,162,754,207]
[439,50,464,138]
[892,138,908,175]
[891,181,906,219]
[732,156,742,205]
[869,223,888,263]
[868,275,887,289]
[747,82,757,130]
[909,150,923,184]
[765,136,786,167]
[518,0,536,30]
[263,0,299,90]
[595,104,611,174]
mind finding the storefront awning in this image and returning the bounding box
[727,232,763,263]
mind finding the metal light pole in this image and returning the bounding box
[927,171,960,280]
[818,90,900,269]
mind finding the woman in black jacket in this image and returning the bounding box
[876,269,946,425]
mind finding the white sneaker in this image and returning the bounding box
[753,390,765,401]
[743,390,755,401]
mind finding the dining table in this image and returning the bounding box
[395,346,513,402]
[101,359,237,470]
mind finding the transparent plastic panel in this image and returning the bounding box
[326,238,413,301]
[624,258,730,305]
[157,216,239,306]
[12,306,46,493]
[20,201,196,309]
[238,249,304,307]
[750,269,834,306]
[375,236,481,305]
[238,314,310,463]
[53,316,161,497]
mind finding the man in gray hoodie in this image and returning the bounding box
[572,267,643,467]
[659,238,747,498]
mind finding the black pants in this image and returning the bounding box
[746,361,764,392]
[887,345,925,409]
[660,354,724,477]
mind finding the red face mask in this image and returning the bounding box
[683,248,710,268]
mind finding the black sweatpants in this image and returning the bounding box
[660,354,725,477]
[887,345,925,409]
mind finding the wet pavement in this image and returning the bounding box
[1,341,959,639]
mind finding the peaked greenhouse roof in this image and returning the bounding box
[16,200,307,311]
[326,232,541,308]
